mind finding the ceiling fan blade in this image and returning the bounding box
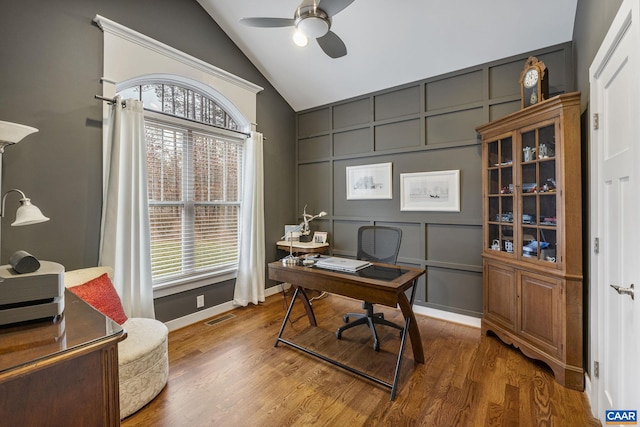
[318,0,356,17]
[317,31,347,58]
[239,17,295,28]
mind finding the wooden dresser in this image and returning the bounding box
[0,290,126,426]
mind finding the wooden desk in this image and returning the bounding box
[276,240,329,255]
[268,260,425,400]
[0,290,126,426]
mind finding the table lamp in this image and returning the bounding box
[0,121,49,259]
[2,189,50,226]
[281,205,326,264]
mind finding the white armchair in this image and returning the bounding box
[64,266,169,419]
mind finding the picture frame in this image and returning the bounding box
[312,231,328,244]
[400,169,460,211]
[283,225,301,241]
[346,162,393,200]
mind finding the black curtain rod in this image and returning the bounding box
[95,94,126,107]
[94,95,259,140]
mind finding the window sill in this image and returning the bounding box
[152,268,237,298]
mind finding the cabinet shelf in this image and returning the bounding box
[476,92,583,391]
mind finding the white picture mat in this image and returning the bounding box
[346,162,393,200]
[400,170,460,211]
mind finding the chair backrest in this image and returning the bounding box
[357,226,402,265]
[64,266,114,288]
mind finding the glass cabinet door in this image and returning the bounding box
[487,136,514,254]
[520,124,557,264]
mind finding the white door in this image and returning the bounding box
[590,0,640,423]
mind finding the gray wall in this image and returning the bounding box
[0,0,295,321]
[573,0,625,111]
[295,43,575,318]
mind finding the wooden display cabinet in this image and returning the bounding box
[476,92,583,390]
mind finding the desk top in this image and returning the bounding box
[0,290,125,375]
[276,241,329,249]
[276,241,329,255]
[268,260,425,308]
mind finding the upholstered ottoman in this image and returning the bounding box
[64,267,169,419]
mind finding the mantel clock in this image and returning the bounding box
[520,56,549,108]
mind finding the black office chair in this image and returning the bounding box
[336,225,404,351]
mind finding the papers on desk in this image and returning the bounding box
[314,256,371,272]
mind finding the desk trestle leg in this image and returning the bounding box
[274,280,420,401]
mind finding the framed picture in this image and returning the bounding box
[283,225,301,241]
[312,231,328,244]
[400,170,460,211]
[346,162,393,200]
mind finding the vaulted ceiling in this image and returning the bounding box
[197,0,578,112]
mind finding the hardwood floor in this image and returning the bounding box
[122,290,600,427]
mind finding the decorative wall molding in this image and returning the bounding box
[94,14,262,128]
[294,42,574,319]
[94,14,263,95]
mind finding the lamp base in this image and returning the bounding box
[299,234,313,243]
[281,255,299,266]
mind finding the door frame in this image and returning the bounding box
[588,0,640,419]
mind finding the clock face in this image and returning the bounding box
[523,68,539,88]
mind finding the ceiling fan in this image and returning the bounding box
[239,0,355,59]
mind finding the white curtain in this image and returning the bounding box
[234,131,265,306]
[99,96,155,319]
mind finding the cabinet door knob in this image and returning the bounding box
[610,283,635,300]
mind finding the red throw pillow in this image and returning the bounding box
[68,273,128,325]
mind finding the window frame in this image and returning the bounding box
[143,111,245,290]
[116,82,248,295]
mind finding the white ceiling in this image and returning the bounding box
[196,0,578,112]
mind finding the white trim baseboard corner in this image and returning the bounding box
[412,305,482,328]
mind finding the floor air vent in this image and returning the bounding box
[205,313,235,326]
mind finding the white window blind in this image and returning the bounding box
[145,119,243,284]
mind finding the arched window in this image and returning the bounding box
[118,83,239,130]
[117,80,245,287]
[96,15,262,295]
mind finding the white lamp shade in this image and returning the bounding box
[12,198,50,226]
[0,121,38,144]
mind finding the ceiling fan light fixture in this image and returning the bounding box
[293,29,308,47]
[297,16,329,38]
[242,1,353,58]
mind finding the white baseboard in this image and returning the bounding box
[164,285,479,332]
[584,373,598,418]
[164,284,288,332]
[584,373,592,397]
[412,305,481,328]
